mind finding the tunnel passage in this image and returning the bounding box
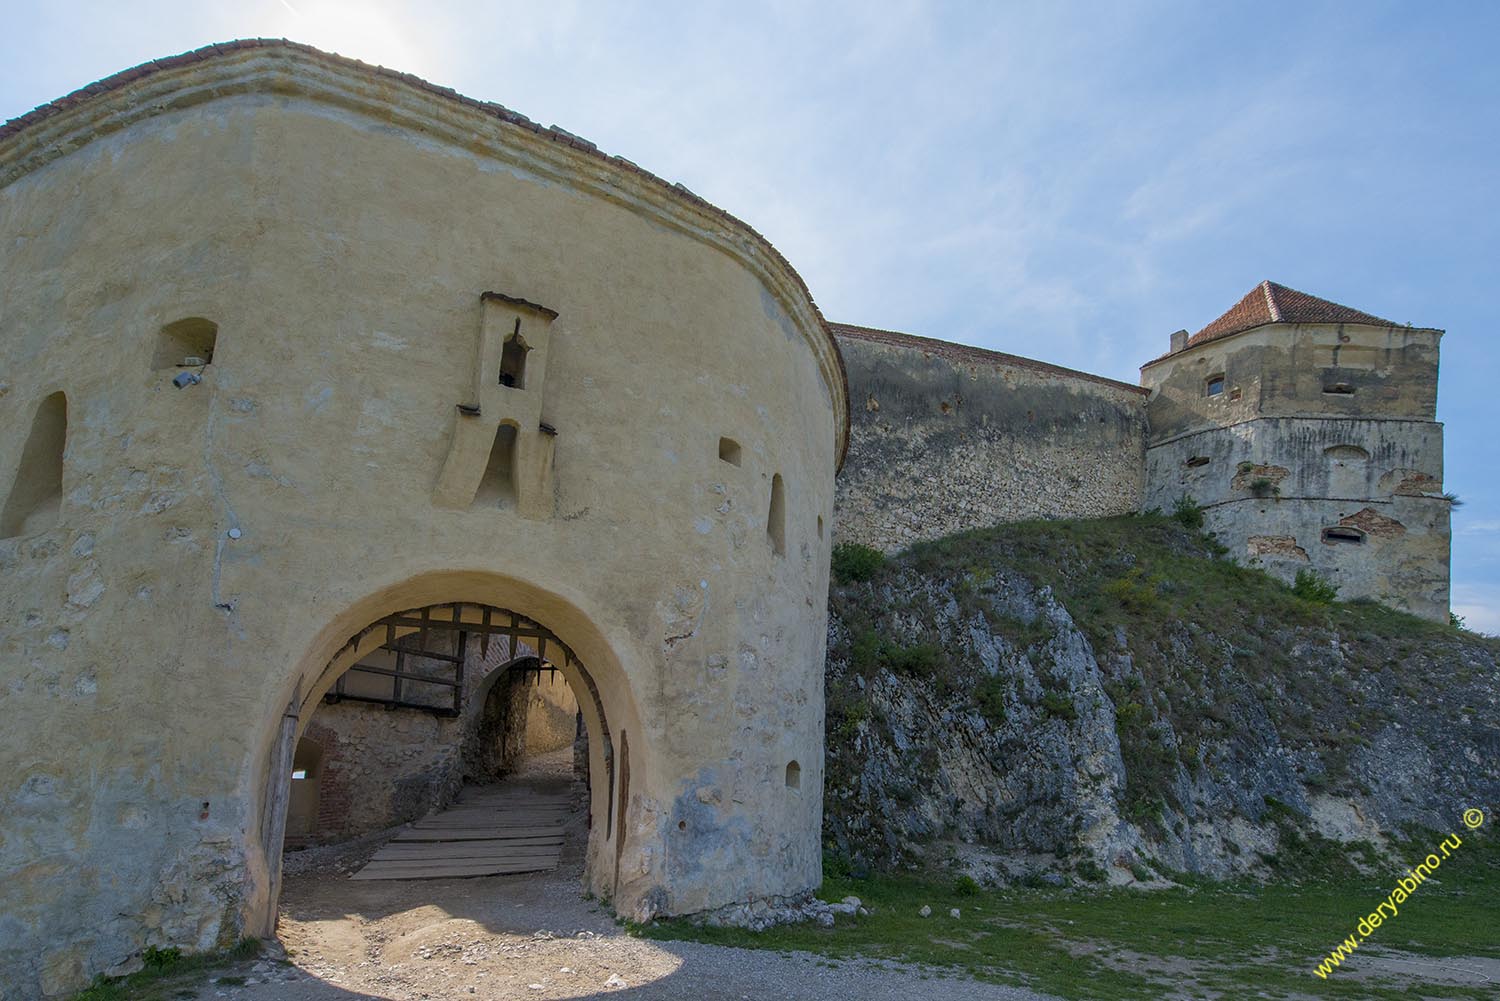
[265,602,623,903]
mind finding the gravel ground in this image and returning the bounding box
[192,754,1058,1001]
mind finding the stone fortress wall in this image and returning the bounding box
[831,324,1149,552]
[832,285,1451,622]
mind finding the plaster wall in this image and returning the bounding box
[832,328,1147,551]
[1141,322,1442,443]
[0,46,843,998]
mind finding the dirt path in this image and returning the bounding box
[193,755,1057,1001]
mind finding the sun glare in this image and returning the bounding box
[271,0,435,77]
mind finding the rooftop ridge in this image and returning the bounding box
[1261,281,1282,323]
[830,322,1147,395]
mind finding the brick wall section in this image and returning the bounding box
[832,325,1148,551]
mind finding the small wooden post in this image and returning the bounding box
[260,694,300,937]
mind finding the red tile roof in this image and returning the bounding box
[1187,281,1395,348]
[830,322,1147,395]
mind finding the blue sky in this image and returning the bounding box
[4,1,1496,631]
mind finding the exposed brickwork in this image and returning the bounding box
[1339,507,1407,539]
[1247,534,1309,561]
[1231,463,1291,494]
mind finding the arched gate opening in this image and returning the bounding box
[259,600,628,931]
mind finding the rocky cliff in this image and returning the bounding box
[823,514,1499,884]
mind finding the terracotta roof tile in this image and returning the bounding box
[1187,280,1396,348]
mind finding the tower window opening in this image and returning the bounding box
[1323,383,1355,396]
[1322,527,1365,545]
[1205,375,1226,397]
[785,760,801,790]
[500,320,530,389]
[153,317,218,369]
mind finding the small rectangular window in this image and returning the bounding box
[1205,375,1225,397]
[1322,527,1365,545]
[718,437,742,466]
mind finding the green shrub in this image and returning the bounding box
[1172,494,1204,530]
[1076,859,1107,883]
[953,874,981,896]
[1291,569,1338,604]
[849,629,944,680]
[831,542,886,583]
[887,642,943,676]
[974,675,1008,726]
[1102,572,1159,613]
[1040,691,1077,721]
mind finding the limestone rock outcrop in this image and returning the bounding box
[823,518,1498,883]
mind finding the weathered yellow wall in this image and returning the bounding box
[0,44,845,998]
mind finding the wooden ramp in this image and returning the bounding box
[351,786,576,881]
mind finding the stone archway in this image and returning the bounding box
[467,654,586,785]
[251,576,646,936]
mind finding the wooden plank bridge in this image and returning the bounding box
[351,785,576,880]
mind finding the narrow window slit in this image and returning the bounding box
[500,319,529,389]
[768,473,786,556]
[1,391,67,539]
